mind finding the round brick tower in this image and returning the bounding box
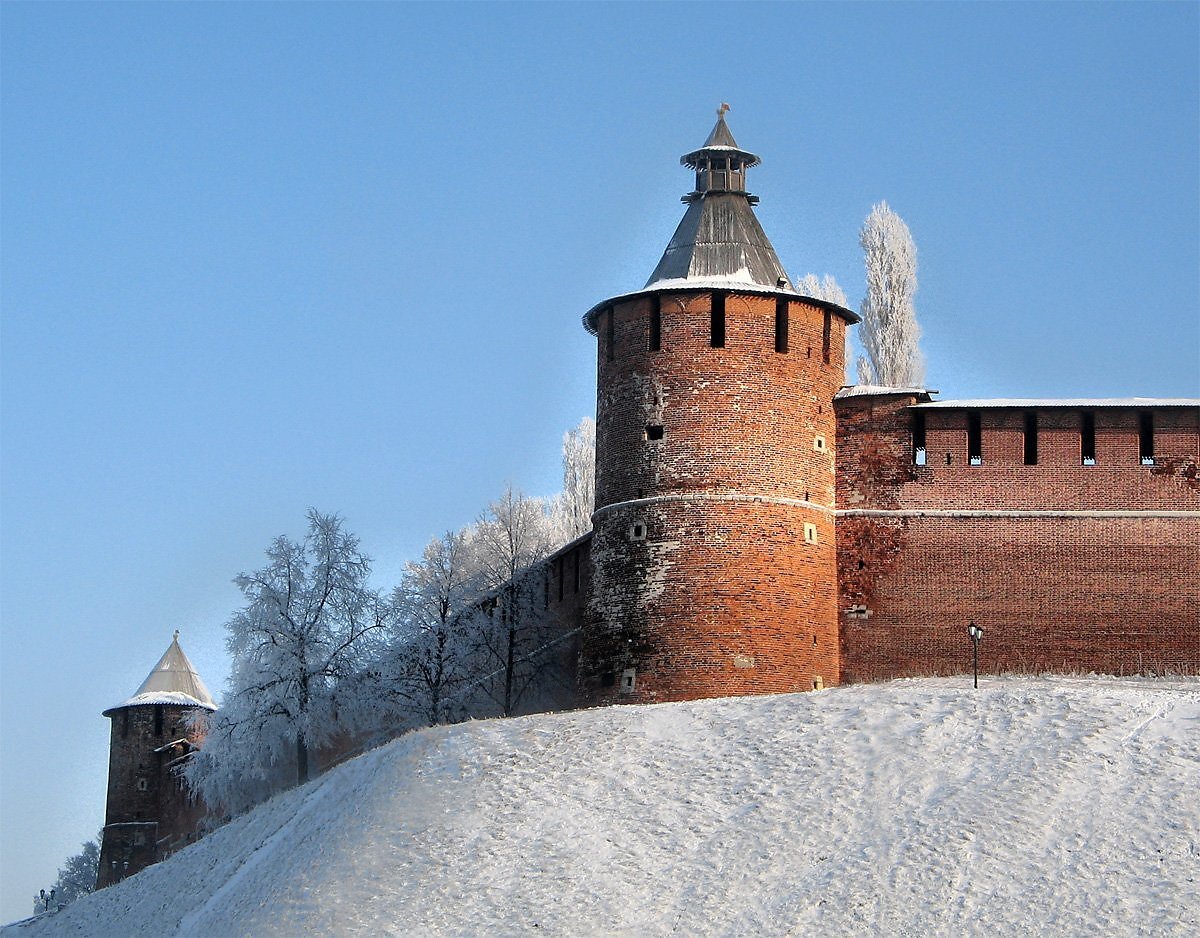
[97,631,215,888]
[579,108,858,704]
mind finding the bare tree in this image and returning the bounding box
[184,511,383,813]
[857,201,923,386]
[470,486,556,716]
[386,529,485,726]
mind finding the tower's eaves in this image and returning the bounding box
[103,631,217,714]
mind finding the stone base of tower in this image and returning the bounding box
[97,824,160,889]
[579,498,840,705]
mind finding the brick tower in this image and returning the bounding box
[579,108,858,704]
[96,631,215,888]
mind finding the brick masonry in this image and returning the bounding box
[579,288,849,704]
[835,392,1200,682]
[96,704,207,889]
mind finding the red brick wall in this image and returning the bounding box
[582,289,849,703]
[97,704,207,888]
[835,394,1200,682]
[909,407,1199,510]
[584,498,838,702]
[518,534,591,715]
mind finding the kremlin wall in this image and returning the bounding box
[96,111,1199,886]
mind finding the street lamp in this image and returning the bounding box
[967,622,984,688]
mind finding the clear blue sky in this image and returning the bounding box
[1,1,1196,921]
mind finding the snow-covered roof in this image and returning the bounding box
[115,691,214,710]
[835,385,933,400]
[643,190,792,291]
[913,398,1200,409]
[104,632,216,714]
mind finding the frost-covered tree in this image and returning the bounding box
[385,529,486,726]
[184,510,383,813]
[796,274,853,382]
[554,417,596,543]
[471,486,557,716]
[36,835,99,913]
[857,201,923,386]
[796,273,848,307]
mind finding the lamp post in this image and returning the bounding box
[967,622,984,688]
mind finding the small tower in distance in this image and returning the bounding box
[580,107,858,704]
[96,631,215,889]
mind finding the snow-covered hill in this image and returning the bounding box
[8,677,1198,937]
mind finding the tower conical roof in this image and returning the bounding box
[582,107,859,333]
[702,111,739,148]
[646,107,790,290]
[680,107,760,168]
[104,631,216,714]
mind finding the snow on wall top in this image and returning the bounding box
[582,280,859,334]
[835,388,1198,409]
[835,385,932,400]
[914,397,1200,409]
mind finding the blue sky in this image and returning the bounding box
[1,1,1196,921]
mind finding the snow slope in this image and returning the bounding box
[7,677,1198,937]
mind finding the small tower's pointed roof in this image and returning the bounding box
[703,111,738,147]
[680,105,761,169]
[104,631,216,715]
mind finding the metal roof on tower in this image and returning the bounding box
[584,106,858,333]
[679,105,761,169]
[103,630,217,714]
[647,105,790,289]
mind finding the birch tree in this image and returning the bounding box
[857,201,923,386]
[184,510,383,812]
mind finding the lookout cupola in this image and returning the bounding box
[644,104,795,292]
[681,103,760,200]
[97,631,215,889]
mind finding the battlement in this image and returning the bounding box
[834,391,1199,684]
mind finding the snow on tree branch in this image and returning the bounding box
[857,202,924,387]
[554,417,596,543]
[184,510,383,814]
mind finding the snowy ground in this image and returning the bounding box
[6,676,1198,937]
